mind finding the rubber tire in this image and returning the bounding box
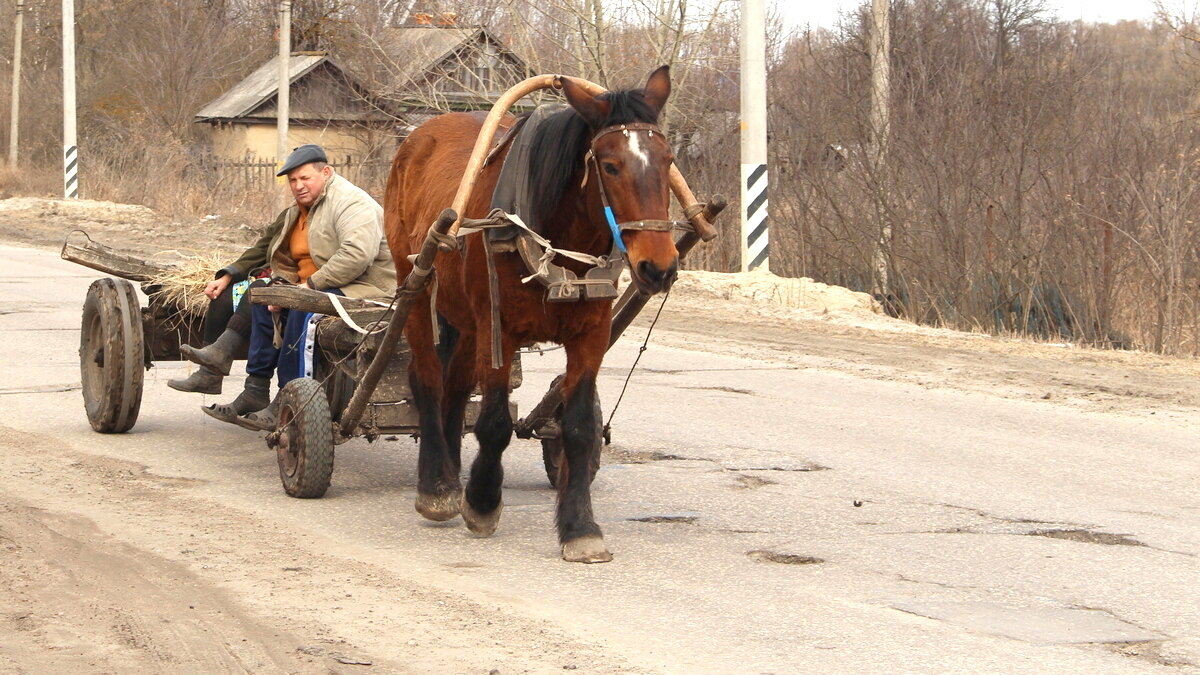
[274,378,335,498]
[542,395,602,489]
[80,278,144,433]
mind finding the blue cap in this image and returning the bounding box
[276,144,328,176]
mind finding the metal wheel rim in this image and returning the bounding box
[82,312,105,404]
[277,404,298,478]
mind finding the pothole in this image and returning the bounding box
[1110,641,1197,669]
[605,448,695,463]
[721,462,829,472]
[1027,529,1146,547]
[747,549,824,565]
[628,515,699,525]
[733,474,777,490]
[682,385,756,395]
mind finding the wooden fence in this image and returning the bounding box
[206,154,391,196]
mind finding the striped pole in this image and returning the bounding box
[743,163,768,270]
[62,0,78,198]
[740,0,768,271]
[9,0,24,167]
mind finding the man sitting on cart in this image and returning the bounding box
[168,144,396,430]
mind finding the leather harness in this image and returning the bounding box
[459,119,694,368]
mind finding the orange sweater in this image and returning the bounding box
[288,208,317,284]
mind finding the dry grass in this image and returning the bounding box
[144,251,227,326]
[0,164,64,199]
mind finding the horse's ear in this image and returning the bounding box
[642,66,671,116]
[561,76,611,127]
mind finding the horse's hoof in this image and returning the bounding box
[561,535,613,563]
[415,490,461,522]
[461,496,503,536]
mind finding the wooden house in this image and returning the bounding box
[194,22,532,165]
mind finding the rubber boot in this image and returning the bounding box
[201,375,270,424]
[236,395,281,431]
[180,315,249,376]
[167,365,223,395]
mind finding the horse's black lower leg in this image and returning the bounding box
[412,374,462,522]
[462,384,512,536]
[440,326,474,474]
[557,373,611,562]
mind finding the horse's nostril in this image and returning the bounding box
[636,260,661,284]
[636,260,678,290]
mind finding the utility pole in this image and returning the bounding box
[62,0,78,198]
[740,0,768,271]
[869,0,891,297]
[9,0,24,167]
[276,0,291,170]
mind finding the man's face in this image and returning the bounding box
[287,163,332,207]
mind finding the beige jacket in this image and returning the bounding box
[267,173,396,299]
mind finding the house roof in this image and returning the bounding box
[382,27,482,85]
[373,26,529,99]
[195,27,531,123]
[196,52,330,121]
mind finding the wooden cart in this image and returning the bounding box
[63,74,725,500]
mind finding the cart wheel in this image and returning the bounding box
[272,378,334,498]
[542,396,602,489]
[80,278,145,433]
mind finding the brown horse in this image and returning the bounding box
[384,67,678,562]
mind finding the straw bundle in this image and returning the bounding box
[145,252,230,324]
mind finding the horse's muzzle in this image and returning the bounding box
[634,259,678,295]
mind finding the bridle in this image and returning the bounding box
[583,122,691,254]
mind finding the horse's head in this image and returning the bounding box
[562,67,680,295]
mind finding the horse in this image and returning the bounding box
[384,66,679,563]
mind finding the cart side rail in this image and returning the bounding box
[61,231,175,282]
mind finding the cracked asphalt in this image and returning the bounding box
[1,241,1199,673]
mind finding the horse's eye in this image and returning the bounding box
[602,162,620,176]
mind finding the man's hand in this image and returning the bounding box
[203,274,232,300]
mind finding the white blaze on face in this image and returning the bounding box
[627,131,651,171]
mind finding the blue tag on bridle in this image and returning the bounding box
[605,206,627,253]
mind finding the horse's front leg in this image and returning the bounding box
[557,333,612,563]
[461,338,516,537]
[407,293,462,522]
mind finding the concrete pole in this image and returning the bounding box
[869,0,891,296]
[740,0,768,272]
[276,0,291,170]
[9,0,24,167]
[62,0,77,198]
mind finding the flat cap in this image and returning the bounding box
[276,144,328,176]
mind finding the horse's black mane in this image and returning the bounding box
[525,87,660,233]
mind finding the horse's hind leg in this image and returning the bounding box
[407,293,462,522]
[440,323,477,475]
[461,341,516,537]
[557,337,612,563]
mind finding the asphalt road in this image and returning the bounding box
[2,242,1198,674]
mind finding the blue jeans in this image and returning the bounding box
[246,287,344,389]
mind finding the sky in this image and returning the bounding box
[774,0,1164,30]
